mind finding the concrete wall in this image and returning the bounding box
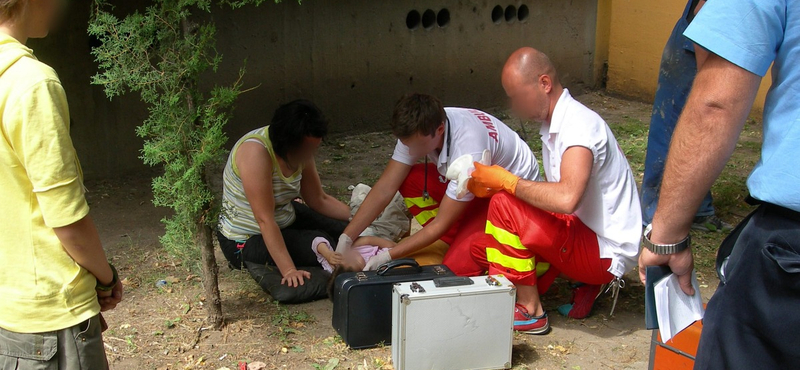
[604,0,771,111]
[211,0,602,141]
[27,0,603,178]
[28,1,149,179]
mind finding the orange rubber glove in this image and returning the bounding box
[468,162,520,196]
[466,180,501,198]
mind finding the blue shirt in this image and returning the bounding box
[685,0,800,212]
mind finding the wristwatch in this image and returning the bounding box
[643,224,690,255]
[96,264,119,292]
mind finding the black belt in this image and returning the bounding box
[746,195,800,222]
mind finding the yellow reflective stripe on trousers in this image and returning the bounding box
[486,249,550,277]
[414,208,439,226]
[486,247,535,272]
[485,220,527,250]
[486,221,551,276]
[404,196,439,209]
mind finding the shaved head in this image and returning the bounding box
[503,47,559,86]
[501,47,563,123]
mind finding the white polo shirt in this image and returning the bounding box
[392,107,541,202]
[540,89,642,278]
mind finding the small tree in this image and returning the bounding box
[89,0,280,329]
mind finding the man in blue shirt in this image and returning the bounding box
[640,0,732,232]
[639,1,800,368]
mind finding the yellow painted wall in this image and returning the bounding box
[593,0,612,88]
[602,0,771,112]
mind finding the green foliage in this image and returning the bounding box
[311,358,340,370]
[88,0,281,261]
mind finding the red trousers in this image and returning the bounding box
[399,163,487,276]
[474,191,613,287]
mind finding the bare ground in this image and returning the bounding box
[91,91,762,370]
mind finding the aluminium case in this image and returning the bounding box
[392,275,516,370]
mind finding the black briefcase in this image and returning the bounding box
[331,259,454,349]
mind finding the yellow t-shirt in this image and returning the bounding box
[0,33,99,333]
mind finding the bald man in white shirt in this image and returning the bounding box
[468,48,642,334]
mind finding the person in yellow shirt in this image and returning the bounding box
[0,1,123,368]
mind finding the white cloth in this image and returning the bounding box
[540,89,642,278]
[446,150,491,199]
[391,107,541,202]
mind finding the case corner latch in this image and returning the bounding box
[410,282,426,293]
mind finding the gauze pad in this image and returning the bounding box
[446,149,491,199]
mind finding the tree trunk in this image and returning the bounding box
[181,16,223,330]
[197,216,224,330]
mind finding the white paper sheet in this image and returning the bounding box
[654,269,705,342]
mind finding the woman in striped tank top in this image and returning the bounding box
[217,100,350,290]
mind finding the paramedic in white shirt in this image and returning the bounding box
[335,93,540,274]
[468,48,642,334]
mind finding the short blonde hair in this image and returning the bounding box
[0,0,23,21]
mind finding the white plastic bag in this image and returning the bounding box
[445,149,492,199]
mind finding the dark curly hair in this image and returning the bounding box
[268,99,328,160]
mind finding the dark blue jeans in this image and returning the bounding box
[694,202,800,369]
[217,201,347,270]
[641,16,714,225]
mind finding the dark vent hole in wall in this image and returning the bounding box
[437,8,450,28]
[422,9,436,30]
[491,5,503,24]
[518,4,529,22]
[406,10,421,30]
[505,5,517,23]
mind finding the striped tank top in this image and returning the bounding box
[218,126,303,241]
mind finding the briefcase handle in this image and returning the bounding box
[376,258,422,276]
